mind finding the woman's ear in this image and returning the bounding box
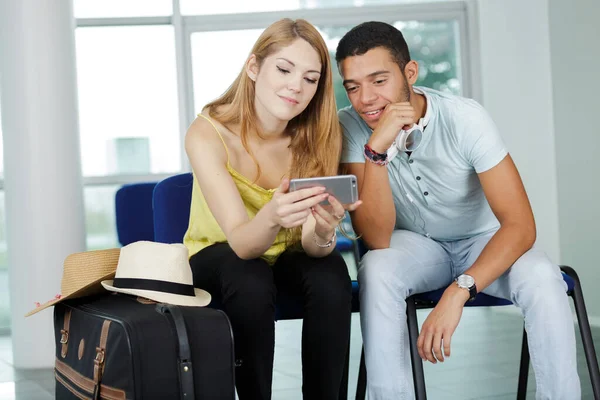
[404,60,419,85]
[246,54,259,82]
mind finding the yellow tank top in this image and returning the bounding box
[183,114,288,265]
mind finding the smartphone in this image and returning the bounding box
[289,174,359,204]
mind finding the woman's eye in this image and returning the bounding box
[305,78,317,84]
[277,66,290,74]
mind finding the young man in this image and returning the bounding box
[336,21,580,399]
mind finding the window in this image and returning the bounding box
[84,186,121,250]
[75,24,182,250]
[75,25,181,177]
[190,30,264,111]
[180,0,459,16]
[188,20,463,114]
[74,0,172,18]
[395,20,462,94]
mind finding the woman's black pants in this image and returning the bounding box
[189,243,352,400]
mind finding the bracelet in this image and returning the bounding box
[364,144,389,166]
[313,230,336,248]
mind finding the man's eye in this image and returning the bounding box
[345,86,357,92]
[374,79,386,85]
[277,66,290,74]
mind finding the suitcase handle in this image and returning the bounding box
[156,304,196,400]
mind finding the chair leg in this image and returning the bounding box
[516,325,529,400]
[356,346,367,400]
[339,341,350,400]
[352,239,361,267]
[561,266,600,399]
[407,296,427,399]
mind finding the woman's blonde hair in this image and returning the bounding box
[205,18,342,180]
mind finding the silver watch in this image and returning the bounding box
[456,274,477,302]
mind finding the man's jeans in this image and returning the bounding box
[359,229,581,400]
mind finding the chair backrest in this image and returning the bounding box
[153,173,194,244]
[115,182,157,246]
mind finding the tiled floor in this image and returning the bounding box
[1,307,599,399]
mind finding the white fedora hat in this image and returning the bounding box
[101,241,210,307]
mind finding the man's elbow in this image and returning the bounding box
[524,221,537,249]
[503,218,536,250]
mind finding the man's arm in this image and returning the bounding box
[342,162,395,249]
[340,102,417,249]
[417,154,536,363]
[450,154,536,296]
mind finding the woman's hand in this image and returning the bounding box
[267,178,330,229]
[311,195,362,241]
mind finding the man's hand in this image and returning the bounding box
[368,102,416,153]
[417,285,469,363]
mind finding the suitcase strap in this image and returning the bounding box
[157,304,195,400]
[92,320,112,400]
[60,309,72,358]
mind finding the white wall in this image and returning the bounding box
[477,0,561,263]
[549,0,600,321]
[477,0,600,321]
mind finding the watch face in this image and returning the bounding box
[457,274,475,288]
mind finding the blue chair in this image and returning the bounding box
[152,174,193,246]
[115,182,157,246]
[153,173,361,399]
[354,244,600,400]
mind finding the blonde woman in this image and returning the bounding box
[183,19,361,400]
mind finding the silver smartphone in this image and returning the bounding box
[289,174,359,204]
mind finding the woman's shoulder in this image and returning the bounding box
[185,109,228,161]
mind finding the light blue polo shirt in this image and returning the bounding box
[339,86,508,241]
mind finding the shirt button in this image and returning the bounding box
[424,191,429,196]
[416,176,421,180]
[409,159,414,164]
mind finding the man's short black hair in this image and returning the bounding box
[335,21,411,71]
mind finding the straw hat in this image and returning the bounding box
[25,248,121,317]
[101,241,211,307]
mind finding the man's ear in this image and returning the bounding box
[404,60,419,85]
[246,54,259,82]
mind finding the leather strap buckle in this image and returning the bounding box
[94,348,105,365]
[60,330,69,344]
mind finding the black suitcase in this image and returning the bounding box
[53,292,235,400]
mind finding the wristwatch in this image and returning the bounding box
[456,274,477,302]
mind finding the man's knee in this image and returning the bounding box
[509,248,567,304]
[358,248,409,299]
